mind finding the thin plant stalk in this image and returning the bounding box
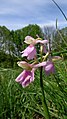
[52,0,67,21]
[40,66,51,119]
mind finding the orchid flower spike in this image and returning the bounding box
[15,35,62,88]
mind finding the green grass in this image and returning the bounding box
[0,60,67,119]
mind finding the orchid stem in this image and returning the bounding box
[40,66,51,119]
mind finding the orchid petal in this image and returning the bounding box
[15,69,35,88]
[44,61,55,75]
[36,40,48,44]
[24,36,35,44]
[34,62,47,68]
[15,70,26,82]
[27,48,36,60]
[21,45,37,60]
[21,45,34,56]
[22,75,31,87]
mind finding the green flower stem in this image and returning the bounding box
[40,66,51,119]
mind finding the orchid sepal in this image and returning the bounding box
[52,56,62,62]
[17,61,33,70]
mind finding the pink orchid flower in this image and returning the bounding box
[15,69,35,88]
[21,36,48,60]
[25,36,48,54]
[34,61,55,75]
[15,61,35,87]
[21,44,36,60]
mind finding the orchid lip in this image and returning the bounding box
[15,69,35,88]
[21,45,37,60]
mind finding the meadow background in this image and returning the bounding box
[0,24,67,119]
